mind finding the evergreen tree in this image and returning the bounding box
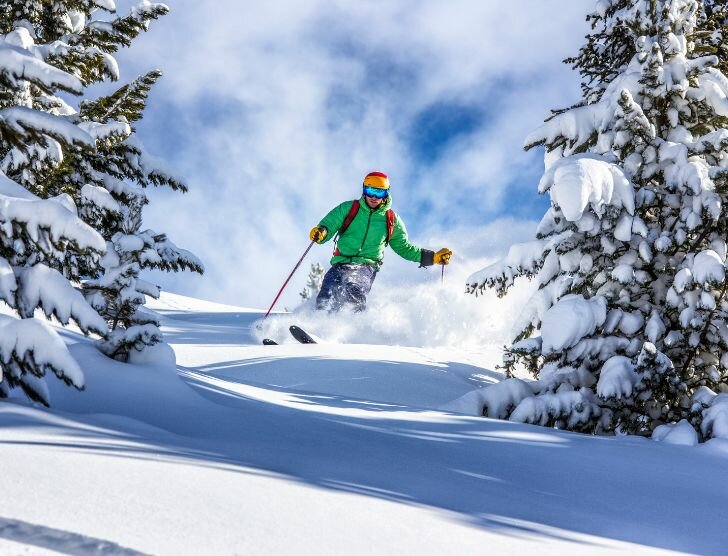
[10,1,202,362]
[0,8,114,404]
[0,1,169,198]
[0,1,198,401]
[468,0,728,440]
[73,67,203,362]
[84,198,202,361]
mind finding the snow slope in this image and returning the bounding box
[1,291,727,555]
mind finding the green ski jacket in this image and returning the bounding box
[317,194,432,267]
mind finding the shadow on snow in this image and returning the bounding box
[2,369,726,555]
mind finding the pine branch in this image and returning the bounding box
[680,280,728,382]
[80,70,162,124]
[81,4,170,53]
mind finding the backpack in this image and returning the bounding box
[333,200,396,256]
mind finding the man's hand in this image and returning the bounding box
[434,248,452,265]
[310,226,327,243]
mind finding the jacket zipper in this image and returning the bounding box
[354,208,373,257]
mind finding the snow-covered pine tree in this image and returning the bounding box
[1,2,172,248]
[468,0,728,441]
[75,64,203,363]
[83,198,202,361]
[0,8,117,404]
[695,1,727,75]
[2,1,205,362]
[300,263,325,301]
[1,1,169,198]
[0,1,198,399]
[56,70,188,247]
[46,63,204,363]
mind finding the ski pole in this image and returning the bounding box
[263,240,315,320]
[441,262,445,285]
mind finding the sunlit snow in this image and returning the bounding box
[1,292,726,554]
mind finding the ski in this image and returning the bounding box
[289,325,317,344]
[263,326,318,345]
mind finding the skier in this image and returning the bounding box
[309,171,452,312]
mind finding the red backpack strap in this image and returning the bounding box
[385,209,395,245]
[339,200,360,237]
[333,200,360,256]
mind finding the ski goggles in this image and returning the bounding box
[363,186,388,199]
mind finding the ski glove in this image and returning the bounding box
[310,226,327,243]
[419,248,452,267]
[433,248,452,265]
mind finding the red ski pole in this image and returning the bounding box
[263,240,316,320]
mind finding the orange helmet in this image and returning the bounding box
[363,171,390,190]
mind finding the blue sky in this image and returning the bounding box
[105,0,591,307]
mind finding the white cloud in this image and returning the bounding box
[109,0,590,307]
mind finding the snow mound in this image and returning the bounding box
[476,378,535,419]
[652,420,699,446]
[128,341,177,369]
[701,393,728,440]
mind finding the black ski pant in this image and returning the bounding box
[316,263,377,312]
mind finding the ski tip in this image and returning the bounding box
[262,338,278,346]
